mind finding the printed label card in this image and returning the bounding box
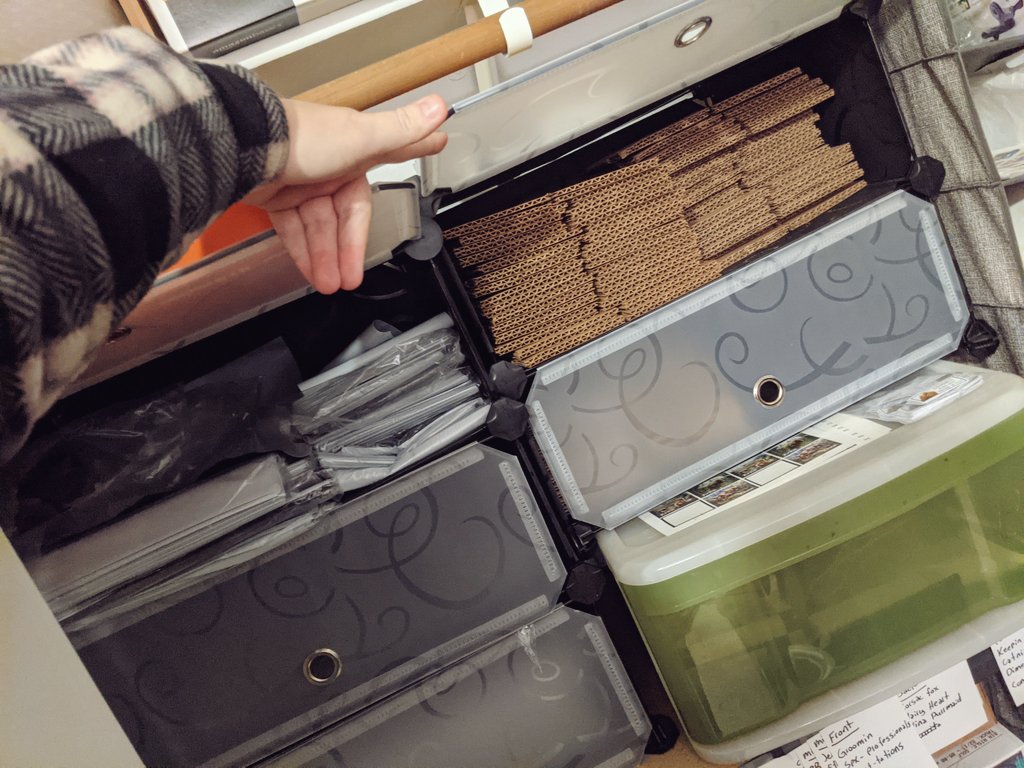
[992,627,1024,707]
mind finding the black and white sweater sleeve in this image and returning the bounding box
[0,27,289,462]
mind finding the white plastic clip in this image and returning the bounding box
[477,0,533,55]
[498,7,533,55]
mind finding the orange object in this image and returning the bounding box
[166,204,273,273]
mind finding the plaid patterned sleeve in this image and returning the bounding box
[0,27,289,463]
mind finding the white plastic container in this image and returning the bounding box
[598,362,1024,763]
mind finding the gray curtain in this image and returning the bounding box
[871,0,1024,373]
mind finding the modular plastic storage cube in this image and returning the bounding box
[71,444,566,767]
[598,363,1024,757]
[528,191,968,529]
[261,606,651,768]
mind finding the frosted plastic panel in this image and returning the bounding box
[73,444,565,768]
[528,192,968,529]
[491,0,698,81]
[268,607,650,768]
[426,0,846,192]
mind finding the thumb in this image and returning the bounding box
[355,94,448,159]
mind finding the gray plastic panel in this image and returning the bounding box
[75,444,565,768]
[527,192,968,529]
[267,607,650,768]
[425,0,846,193]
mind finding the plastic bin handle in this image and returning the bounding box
[296,0,625,111]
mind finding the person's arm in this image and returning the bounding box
[0,28,447,463]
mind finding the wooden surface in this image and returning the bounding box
[298,0,625,109]
[116,0,156,36]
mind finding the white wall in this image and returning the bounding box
[1,532,143,767]
[0,0,126,60]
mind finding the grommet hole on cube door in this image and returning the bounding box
[304,649,342,685]
[675,17,711,47]
[754,376,784,408]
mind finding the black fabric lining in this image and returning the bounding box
[197,63,271,151]
[50,137,170,299]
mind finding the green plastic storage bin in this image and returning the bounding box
[599,362,1024,758]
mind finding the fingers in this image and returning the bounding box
[268,208,313,285]
[260,130,447,208]
[266,96,448,194]
[269,177,373,294]
[372,131,449,168]
[299,196,342,293]
[334,176,372,291]
[354,95,448,161]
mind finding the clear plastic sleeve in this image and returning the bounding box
[293,314,488,492]
[970,54,1024,182]
[946,0,1024,49]
[8,339,306,556]
[27,454,289,622]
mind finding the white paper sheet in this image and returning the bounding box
[796,697,936,768]
[992,627,1024,707]
[898,662,989,754]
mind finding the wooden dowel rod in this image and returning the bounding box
[118,0,158,37]
[297,0,625,110]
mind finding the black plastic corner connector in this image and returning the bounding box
[961,315,1001,360]
[908,156,946,198]
[489,361,529,400]
[563,562,607,606]
[403,217,444,261]
[645,715,681,755]
[486,398,529,440]
[847,0,883,20]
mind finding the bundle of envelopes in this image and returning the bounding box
[444,68,867,368]
[292,314,490,491]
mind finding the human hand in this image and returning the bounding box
[245,94,448,293]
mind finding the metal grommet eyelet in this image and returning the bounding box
[753,376,785,408]
[303,648,342,685]
[675,17,712,47]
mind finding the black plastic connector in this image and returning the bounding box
[847,0,883,20]
[563,562,607,606]
[645,714,681,755]
[961,315,1001,360]
[908,156,947,198]
[489,361,529,400]
[486,398,529,440]
[403,217,444,261]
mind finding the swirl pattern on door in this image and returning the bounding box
[529,192,968,528]
[76,444,565,767]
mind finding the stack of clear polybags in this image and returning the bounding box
[293,314,489,492]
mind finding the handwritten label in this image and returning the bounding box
[898,662,989,753]
[792,697,936,768]
[992,627,1024,707]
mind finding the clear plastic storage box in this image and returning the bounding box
[599,362,1024,758]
